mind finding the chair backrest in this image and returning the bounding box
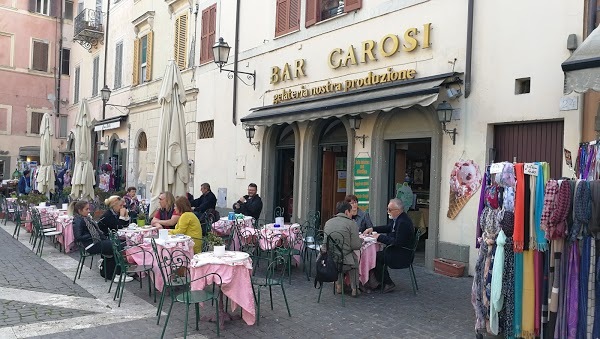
[161,247,193,295]
[274,206,285,219]
[237,228,257,255]
[150,238,167,281]
[325,231,345,266]
[260,232,285,251]
[265,255,286,284]
[384,227,423,269]
[108,230,127,267]
[307,211,321,229]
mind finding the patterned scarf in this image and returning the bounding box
[514,251,524,337]
[80,215,102,244]
[587,239,596,337]
[540,181,559,239]
[578,236,591,339]
[534,163,548,251]
[565,241,579,339]
[476,172,488,248]
[500,212,515,338]
[514,163,525,252]
[490,230,506,335]
[589,180,600,234]
[570,180,590,241]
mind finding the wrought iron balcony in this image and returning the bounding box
[73,8,104,52]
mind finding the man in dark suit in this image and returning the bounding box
[233,183,263,220]
[191,183,217,214]
[363,198,414,293]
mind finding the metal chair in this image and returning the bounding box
[274,206,285,220]
[318,232,347,306]
[380,228,423,295]
[73,244,95,284]
[251,255,291,325]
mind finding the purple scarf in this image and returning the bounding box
[476,172,487,248]
[566,241,579,339]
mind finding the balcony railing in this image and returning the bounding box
[73,9,104,52]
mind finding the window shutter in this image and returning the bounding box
[28,0,35,12]
[50,0,60,17]
[32,41,49,72]
[31,113,41,134]
[175,14,188,69]
[305,0,317,28]
[208,5,216,61]
[344,0,362,12]
[145,31,153,82]
[200,8,209,64]
[114,42,122,88]
[289,0,300,31]
[132,38,140,86]
[92,56,99,96]
[275,0,288,37]
[74,66,80,103]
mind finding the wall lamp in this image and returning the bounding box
[348,115,368,148]
[436,100,458,145]
[244,125,261,151]
[213,37,256,90]
[101,86,129,110]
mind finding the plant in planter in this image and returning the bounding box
[204,232,224,251]
[137,211,146,226]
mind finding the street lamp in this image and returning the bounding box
[244,125,260,150]
[213,37,256,90]
[435,100,457,145]
[348,115,368,148]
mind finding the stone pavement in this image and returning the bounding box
[0,220,477,338]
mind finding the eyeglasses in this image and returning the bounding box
[158,197,164,201]
[387,208,399,212]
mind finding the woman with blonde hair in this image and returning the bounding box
[170,196,203,253]
[151,191,180,229]
[98,195,130,235]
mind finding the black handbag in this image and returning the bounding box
[314,251,338,288]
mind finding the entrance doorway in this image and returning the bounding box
[388,138,431,265]
[317,119,348,227]
[275,124,295,222]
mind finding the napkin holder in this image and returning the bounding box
[214,245,226,257]
[62,203,69,210]
[159,229,169,240]
[275,217,284,226]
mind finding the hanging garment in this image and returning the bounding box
[588,239,596,337]
[515,251,524,337]
[541,180,559,239]
[571,180,591,240]
[534,251,543,337]
[500,211,515,338]
[490,230,507,335]
[589,180,600,234]
[476,172,488,248]
[555,243,570,338]
[578,236,591,338]
[548,238,565,338]
[542,249,550,338]
[473,240,489,332]
[565,241,579,339]
[534,163,548,251]
[552,181,571,240]
[514,163,526,251]
[522,251,535,338]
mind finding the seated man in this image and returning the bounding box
[232,183,263,220]
[191,183,217,214]
[323,201,362,297]
[363,198,414,293]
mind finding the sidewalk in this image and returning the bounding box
[0,220,476,338]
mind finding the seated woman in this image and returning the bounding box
[123,187,140,222]
[344,194,373,233]
[98,196,130,235]
[72,200,132,283]
[169,196,203,254]
[151,191,180,229]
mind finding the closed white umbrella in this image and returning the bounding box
[36,113,55,195]
[70,99,95,201]
[149,60,190,215]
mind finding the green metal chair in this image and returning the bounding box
[159,251,221,338]
[251,255,291,325]
[12,202,31,240]
[380,228,423,295]
[31,208,62,257]
[107,231,156,307]
[302,224,323,280]
[73,244,96,284]
[274,206,285,220]
[317,232,347,306]
[151,238,192,325]
[276,226,303,284]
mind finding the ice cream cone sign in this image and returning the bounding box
[447,160,482,219]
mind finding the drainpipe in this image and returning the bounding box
[464,0,474,98]
[102,0,111,121]
[56,0,63,119]
[588,0,598,37]
[232,0,241,125]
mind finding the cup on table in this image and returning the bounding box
[275,217,284,226]
[214,245,226,257]
[228,211,235,220]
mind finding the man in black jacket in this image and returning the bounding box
[363,198,414,293]
[233,183,263,220]
[191,183,217,214]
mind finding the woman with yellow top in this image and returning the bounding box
[170,196,203,253]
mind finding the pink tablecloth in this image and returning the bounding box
[118,227,158,246]
[356,240,383,285]
[190,258,255,325]
[125,240,194,292]
[55,216,75,253]
[234,224,302,264]
[212,216,254,236]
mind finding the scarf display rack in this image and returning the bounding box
[472,159,600,338]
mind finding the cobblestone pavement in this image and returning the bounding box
[0,221,477,338]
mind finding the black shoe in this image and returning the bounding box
[382,283,396,293]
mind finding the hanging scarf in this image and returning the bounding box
[534,251,542,337]
[541,180,559,238]
[524,174,532,251]
[514,163,525,252]
[75,214,102,244]
[552,181,571,240]
[578,236,591,339]
[542,246,550,336]
[549,238,565,331]
[490,230,506,335]
[571,180,590,241]
[500,212,515,338]
[520,251,535,338]
[515,251,524,337]
[565,241,579,339]
[473,240,488,332]
[586,146,596,181]
[555,243,570,338]
[483,244,495,331]
[476,172,488,248]
[534,163,548,251]
[593,252,600,338]
[587,239,596,337]
[588,180,600,234]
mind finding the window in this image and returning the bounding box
[64,0,73,19]
[200,4,216,64]
[74,66,80,103]
[132,32,153,86]
[35,0,50,15]
[0,105,10,134]
[30,111,44,134]
[95,0,102,12]
[0,33,13,67]
[77,1,84,14]
[61,48,70,75]
[32,40,49,72]
[198,120,214,139]
[515,77,531,95]
[174,13,188,69]
[57,115,68,138]
[114,41,123,89]
[305,0,362,27]
[92,55,99,96]
[275,0,300,37]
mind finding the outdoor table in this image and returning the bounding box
[356,235,384,285]
[55,214,75,253]
[234,223,302,263]
[190,251,256,328]
[125,236,195,292]
[118,226,158,246]
[25,206,53,233]
[212,216,253,236]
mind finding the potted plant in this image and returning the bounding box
[137,210,146,227]
[204,232,224,252]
